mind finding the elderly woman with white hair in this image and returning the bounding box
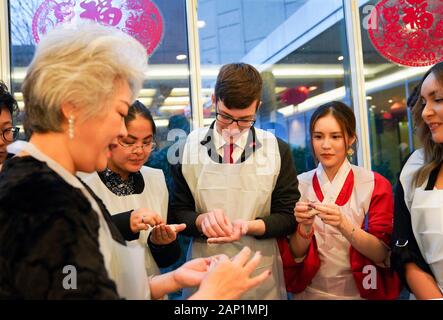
[0,22,270,300]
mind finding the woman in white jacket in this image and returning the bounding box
[279,101,399,300]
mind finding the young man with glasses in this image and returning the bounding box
[0,81,19,169]
[169,63,300,300]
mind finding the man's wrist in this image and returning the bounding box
[248,219,265,236]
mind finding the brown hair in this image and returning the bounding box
[215,63,262,109]
[309,101,357,160]
[412,61,443,187]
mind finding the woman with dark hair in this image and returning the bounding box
[392,61,443,299]
[279,101,400,299]
[0,81,19,168]
[84,100,183,282]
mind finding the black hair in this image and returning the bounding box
[309,101,357,158]
[0,81,18,117]
[125,100,156,135]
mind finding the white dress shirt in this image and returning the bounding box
[212,127,250,163]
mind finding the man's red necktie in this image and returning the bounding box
[223,143,234,164]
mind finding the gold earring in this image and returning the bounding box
[347,148,354,156]
[68,115,75,139]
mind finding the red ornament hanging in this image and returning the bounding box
[280,86,309,106]
[368,0,443,67]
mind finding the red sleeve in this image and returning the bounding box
[349,172,401,299]
[277,236,320,293]
[367,172,394,246]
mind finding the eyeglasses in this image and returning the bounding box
[1,126,20,142]
[117,137,156,152]
[215,112,256,128]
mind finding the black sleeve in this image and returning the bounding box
[0,161,120,299]
[391,177,434,291]
[168,162,203,238]
[111,209,181,267]
[255,139,299,239]
[147,236,182,268]
[111,210,140,241]
[11,215,121,299]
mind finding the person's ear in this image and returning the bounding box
[211,94,216,106]
[60,101,78,140]
[346,136,357,156]
[349,135,356,147]
[256,100,262,112]
[60,101,77,122]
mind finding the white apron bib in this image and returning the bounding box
[181,128,287,300]
[410,189,443,293]
[97,205,149,300]
[83,167,168,278]
[295,161,372,299]
[400,149,443,295]
[8,141,150,300]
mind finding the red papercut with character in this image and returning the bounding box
[32,0,164,56]
[368,0,443,67]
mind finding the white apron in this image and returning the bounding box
[295,160,373,300]
[410,189,443,293]
[8,141,150,300]
[83,167,168,279]
[181,127,287,300]
[401,149,443,293]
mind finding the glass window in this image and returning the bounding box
[9,0,192,162]
[360,0,427,184]
[198,0,351,174]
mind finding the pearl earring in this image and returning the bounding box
[68,115,75,139]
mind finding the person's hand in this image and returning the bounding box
[294,201,318,237]
[314,203,346,228]
[295,201,316,226]
[196,209,233,238]
[130,208,163,233]
[207,219,248,244]
[189,247,271,300]
[173,257,214,288]
[150,223,186,245]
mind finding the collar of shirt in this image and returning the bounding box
[212,126,249,160]
[99,167,144,196]
[199,121,262,164]
[316,159,352,202]
[8,140,84,189]
[8,141,123,278]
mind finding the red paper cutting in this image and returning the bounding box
[32,0,164,56]
[368,0,443,67]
